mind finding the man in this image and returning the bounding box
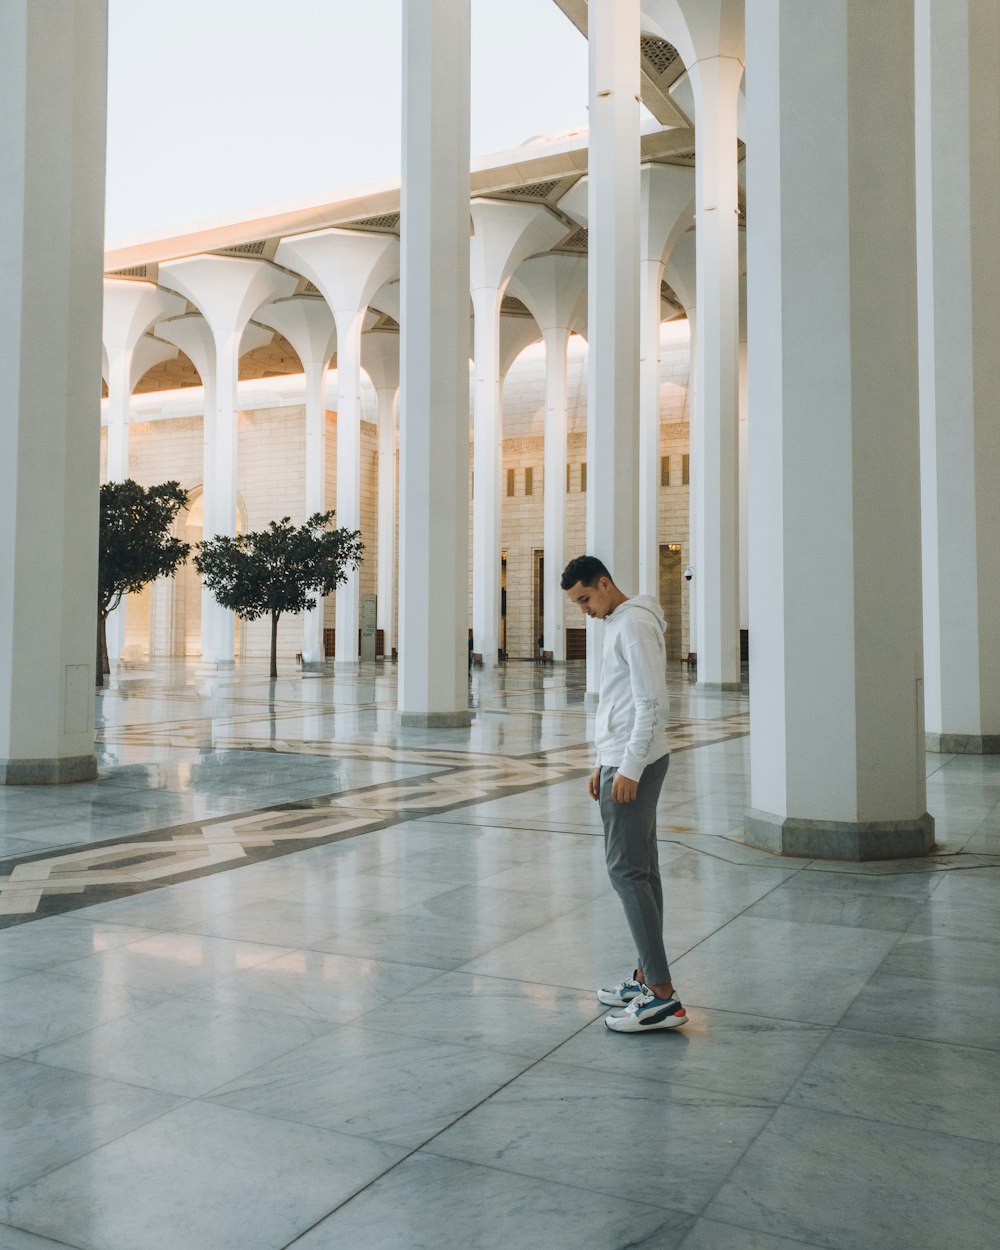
[561,555,687,1033]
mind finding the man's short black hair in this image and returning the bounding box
[561,555,612,591]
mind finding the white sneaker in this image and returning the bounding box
[605,988,688,1032]
[596,973,645,1007]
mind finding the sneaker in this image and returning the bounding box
[604,988,688,1032]
[596,972,645,1007]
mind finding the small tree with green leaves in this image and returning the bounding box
[98,480,190,686]
[194,511,363,678]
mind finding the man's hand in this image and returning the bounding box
[588,767,601,801]
[611,772,638,804]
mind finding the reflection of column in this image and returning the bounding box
[398,0,472,726]
[586,0,641,694]
[744,0,932,859]
[1,0,105,782]
[689,54,743,690]
[917,0,1000,754]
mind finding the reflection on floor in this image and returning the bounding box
[0,659,998,1250]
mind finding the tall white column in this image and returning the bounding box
[376,388,398,659]
[103,351,131,665]
[508,253,587,664]
[638,164,696,599]
[274,231,399,667]
[0,0,105,782]
[101,279,185,667]
[690,54,743,690]
[470,202,564,666]
[302,358,328,663]
[362,327,402,663]
[744,0,932,859]
[158,258,298,665]
[586,0,642,693]
[398,0,472,726]
[333,308,365,663]
[916,0,1000,754]
[542,326,570,661]
[471,285,504,665]
[254,296,337,665]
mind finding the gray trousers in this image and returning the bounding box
[599,754,671,986]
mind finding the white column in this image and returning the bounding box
[333,307,365,664]
[542,326,570,661]
[916,0,1000,754]
[398,0,472,726]
[376,388,398,659]
[508,253,587,664]
[302,358,328,663]
[690,54,743,690]
[0,0,105,782]
[744,0,932,859]
[254,296,337,665]
[103,351,131,664]
[158,257,298,666]
[471,286,504,665]
[586,0,641,693]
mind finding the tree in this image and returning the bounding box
[98,480,190,686]
[194,512,363,678]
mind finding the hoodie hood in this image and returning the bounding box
[609,594,667,634]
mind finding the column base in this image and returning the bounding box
[0,754,98,785]
[744,808,935,861]
[399,710,472,729]
[697,681,744,692]
[926,733,1000,755]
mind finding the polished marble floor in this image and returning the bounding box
[0,659,998,1249]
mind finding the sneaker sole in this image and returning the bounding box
[605,1012,689,1033]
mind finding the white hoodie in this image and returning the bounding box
[595,594,670,782]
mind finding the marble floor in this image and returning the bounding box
[0,659,998,1250]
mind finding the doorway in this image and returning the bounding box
[658,543,683,662]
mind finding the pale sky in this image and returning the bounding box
[105,0,589,243]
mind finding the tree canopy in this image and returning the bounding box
[98,479,190,683]
[195,511,363,677]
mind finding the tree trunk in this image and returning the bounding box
[96,611,108,686]
[270,611,280,679]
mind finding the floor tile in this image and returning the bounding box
[706,1104,1000,1249]
[0,1059,180,1196]
[291,1153,696,1250]
[0,1226,84,1250]
[0,972,168,1057]
[0,1100,406,1250]
[838,971,1000,1050]
[786,1028,1000,1144]
[0,917,161,972]
[426,1059,775,1215]
[742,886,923,932]
[678,1219,827,1250]
[206,1024,531,1148]
[552,1006,829,1102]
[27,995,337,1096]
[186,948,446,1021]
[671,916,901,1025]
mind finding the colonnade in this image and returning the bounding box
[2,0,998,863]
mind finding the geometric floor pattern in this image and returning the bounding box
[0,659,999,1249]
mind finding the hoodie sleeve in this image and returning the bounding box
[617,615,670,782]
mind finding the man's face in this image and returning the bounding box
[565,577,614,620]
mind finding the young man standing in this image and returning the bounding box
[561,555,687,1032]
